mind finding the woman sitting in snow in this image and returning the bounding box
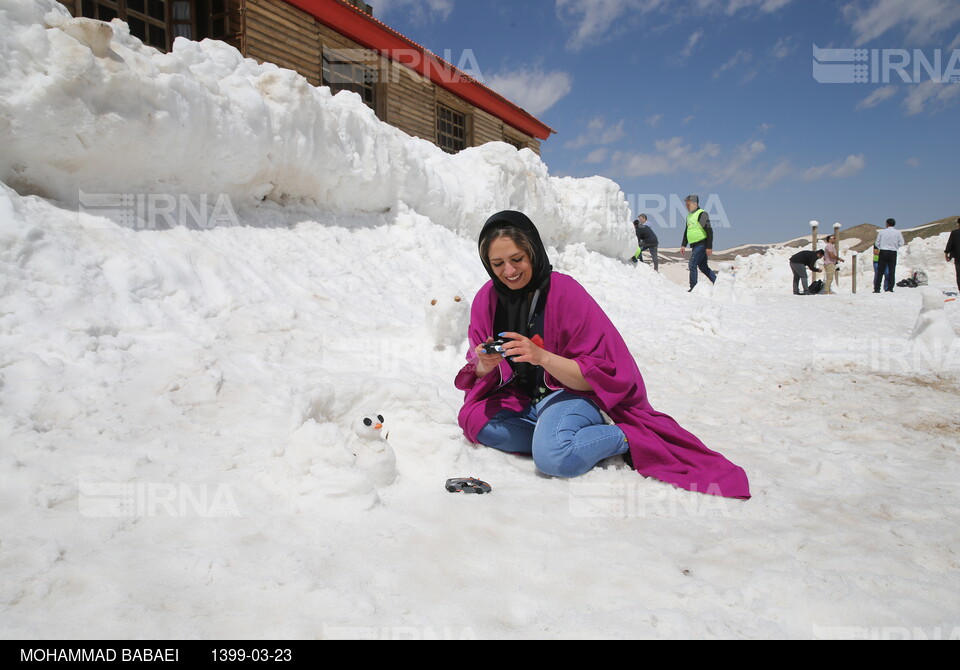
[455,211,750,499]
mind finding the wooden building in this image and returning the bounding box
[57,0,555,153]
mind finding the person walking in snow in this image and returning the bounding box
[454,211,750,499]
[631,214,660,272]
[790,249,824,295]
[679,195,716,292]
[822,235,844,295]
[946,217,960,292]
[874,218,905,293]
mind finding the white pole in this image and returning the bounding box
[810,221,820,278]
[851,251,858,294]
[833,222,842,291]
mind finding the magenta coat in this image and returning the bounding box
[455,272,751,499]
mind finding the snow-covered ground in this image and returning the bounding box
[2,0,960,640]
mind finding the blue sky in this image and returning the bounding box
[372,0,960,247]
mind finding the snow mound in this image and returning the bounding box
[0,0,631,257]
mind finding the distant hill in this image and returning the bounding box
[655,215,959,263]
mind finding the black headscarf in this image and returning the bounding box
[478,211,553,398]
[478,210,553,336]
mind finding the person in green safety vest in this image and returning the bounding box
[679,195,716,292]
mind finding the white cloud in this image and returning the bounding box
[679,29,704,60]
[646,114,664,128]
[902,79,960,115]
[609,135,795,190]
[906,157,921,167]
[555,0,663,52]
[949,31,960,52]
[842,0,960,45]
[691,0,795,16]
[484,68,574,116]
[770,36,797,60]
[585,148,609,164]
[855,85,899,110]
[853,82,960,117]
[555,0,794,51]
[564,117,626,149]
[718,0,794,14]
[610,136,722,177]
[607,131,865,190]
[712,49,754,80]
[711,37,794,83]
[801,154,866,181]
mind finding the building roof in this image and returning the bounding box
[283,0,557,141]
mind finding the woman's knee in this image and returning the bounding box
[478,414,534,454]
[532,439,590,478]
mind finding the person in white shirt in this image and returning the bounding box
[874,219,905,293]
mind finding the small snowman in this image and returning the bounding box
[427,293,469,350]
[711,264,737,303]
[912,288,957,344]
[352,412,397,489]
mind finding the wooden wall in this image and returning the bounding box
[244,0,322,86]
[242,0,541,154]
[59,0,542,154]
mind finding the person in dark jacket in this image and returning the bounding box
[790,249,824,295]
[679,195,716,291]
[946,218,960,292]
[631,215,660,272]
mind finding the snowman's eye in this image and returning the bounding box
[363,418,373,427]
[377,415,384,423]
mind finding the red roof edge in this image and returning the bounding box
[282,0,557,141]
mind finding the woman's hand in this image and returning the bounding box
[498,332,547,366]
[498,332,593,392]
[474,337,505,379]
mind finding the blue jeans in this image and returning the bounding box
[689,244,717,289]
[477,391,628,478]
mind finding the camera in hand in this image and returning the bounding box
[481,338,508,355]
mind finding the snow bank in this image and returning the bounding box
[3,0,960,641]
[0,0,631,257]
[900,233,954,285]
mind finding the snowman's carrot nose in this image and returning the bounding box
[375,423,383,430]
